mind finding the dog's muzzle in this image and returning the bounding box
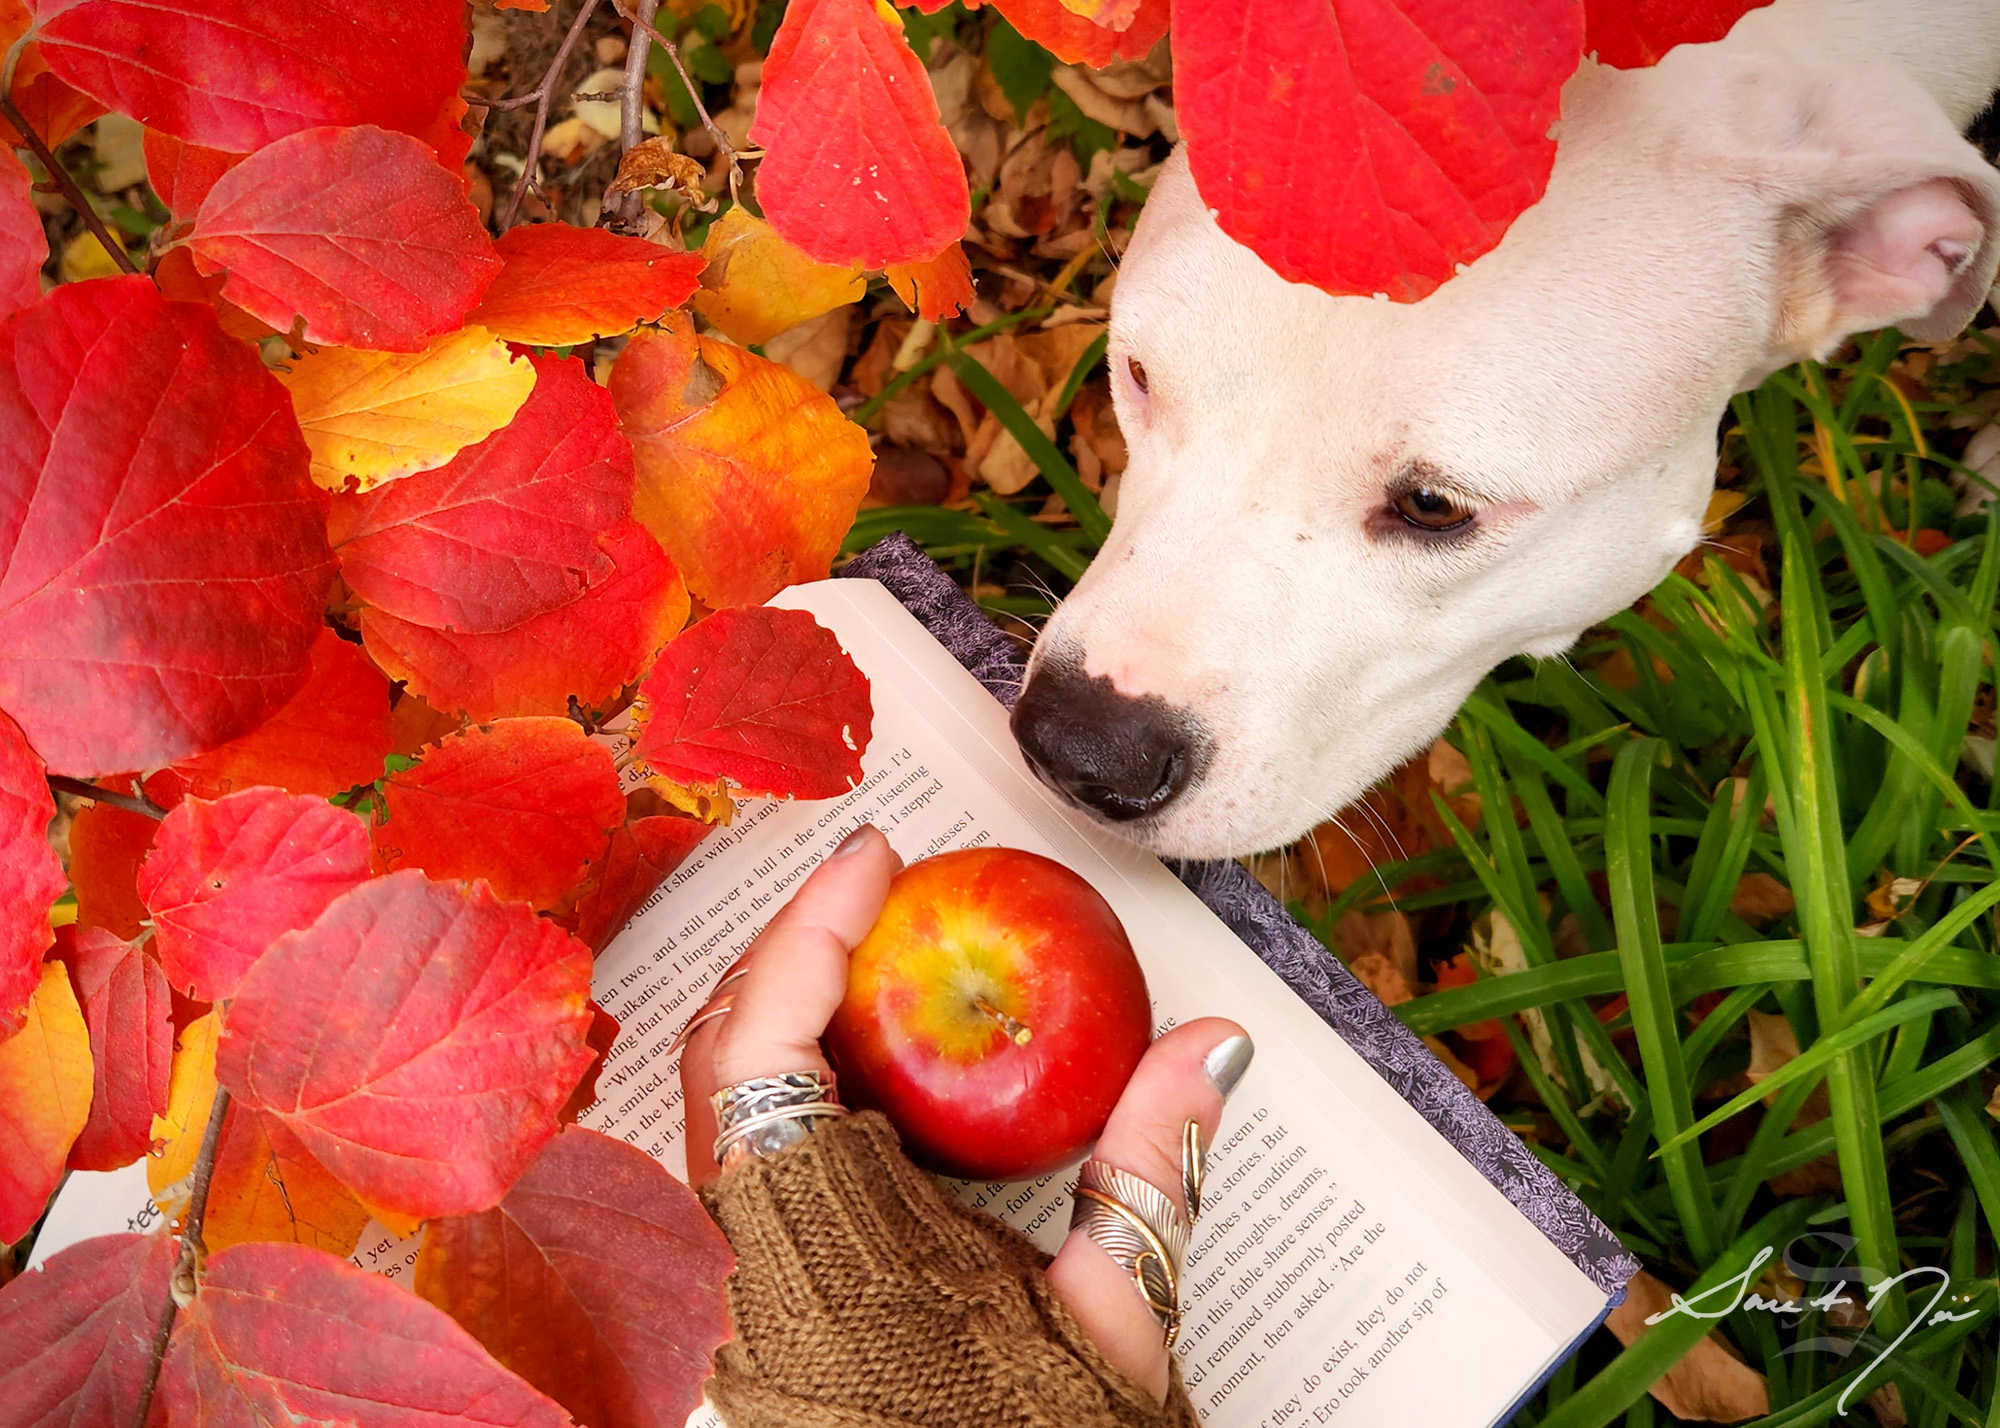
[1011,659,1209,822]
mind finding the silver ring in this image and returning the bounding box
[711,1070,845,1171]
[1070,1159,1191,1346]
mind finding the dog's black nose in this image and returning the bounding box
[1011,661,1205,821]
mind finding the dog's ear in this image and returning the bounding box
[1764,69,2000,360]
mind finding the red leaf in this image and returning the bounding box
[0,148,43,313]
[467,223,708,346]
[217,872,595,1219]
[635,606,871,799]
[0,1232,173,1426]
[750,0,969,268]
[417,1128,734,1428]
[0,710,61,1036]
[54,926,170,1171]
[33,0,468,154]
[566,812,710,954]
[885,242,973,322]
[170,627,394,802]
[158,1242,572,1428]
[361,520,689,723]
[139,788,371,1001]
[1585,0,1773,69]
[330,353,634,634]
[142,128,241,221]
[1173,0,1582,300]
[188,126,501,352]
[988,0,1169,67]
[0,277,331,776]
[375,718,625,911]
[558,1001,619,1123]
[68,799,157,941]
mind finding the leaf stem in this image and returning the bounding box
[0,90,140,276]
[48,774,165,820]
[496,0,605,232]
[129,1085,232,1428]
[598,0,660,235]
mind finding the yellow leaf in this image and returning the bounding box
[279,327,537,492]
[643,770,737,825]
[148,1010,219,1212]
[0,961,94,1241]
[690,207,864,347]
[59,229,126,283]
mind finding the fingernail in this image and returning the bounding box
[829,824,879,859]
[1203,1035,1253,1100]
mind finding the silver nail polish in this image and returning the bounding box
[1203,1035,1253,1099]
[829,825,877,858]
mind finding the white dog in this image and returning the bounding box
[1011,0,2000,859]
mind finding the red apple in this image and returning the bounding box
[823,846,1152,1180]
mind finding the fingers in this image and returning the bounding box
[1046,1019,1253,1403]
[681,824,902,1186]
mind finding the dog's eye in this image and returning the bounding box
[1392,487,1475,533]
[1126,357,1149,394]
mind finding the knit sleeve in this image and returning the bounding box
[700,1111,1201,1428]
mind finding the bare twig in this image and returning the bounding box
[128,1085,232,1428]
[47,774,166,820]
[0,88,139,277]
[611,0,751,199]
[496,0,606,232]
[598,0,660,234]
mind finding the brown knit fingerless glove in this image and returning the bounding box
[701,1111,1200,1428]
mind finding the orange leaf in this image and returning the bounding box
[361,520,688,723]
[466,222,707,346]
[170,628,394,801]
[1053,0,1141,27]
[203,1102,370,1257]
[610,314,873,607]
[54,926,170,1171]
[688,206,864,346]
[0,1,103,148]
[0,149,45,314]
[988,0,1168,67]
[885,243,974,323]
[0,961,93,1241]
[416,1128,733,1428]
[149,1009,220,1210]
[68,800,158,942]
[216,874,594,1219]
[141,128,242,222]
[150,244,279,343]
[375,719,625,911]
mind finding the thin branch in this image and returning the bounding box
[47,774,166,820]
[497,0,605,232]
[0,91,139,276]
[128,1085,231,1428]
[598,0,660,234]
[612,0,748,198]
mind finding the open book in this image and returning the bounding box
[37,539,1637,1428]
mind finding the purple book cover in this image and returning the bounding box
[840,533,1639,1303]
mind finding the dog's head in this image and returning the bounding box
[1014,53,2000,859]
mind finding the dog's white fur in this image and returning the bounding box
[1026,0,2000,859]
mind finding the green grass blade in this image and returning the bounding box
[1935,1082,2000,1246]
[1051,327,1106,420]
[1655,988,1958,1155]
[1606,737,1718,1260]
[1841,879,2000,1030]
[945,350,1110,543]
[967,492,1091,581]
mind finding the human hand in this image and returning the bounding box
[679,822,1253,1402]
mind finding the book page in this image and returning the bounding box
[580,579,1609,1428]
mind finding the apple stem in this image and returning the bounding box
[975,998,1033,1046]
